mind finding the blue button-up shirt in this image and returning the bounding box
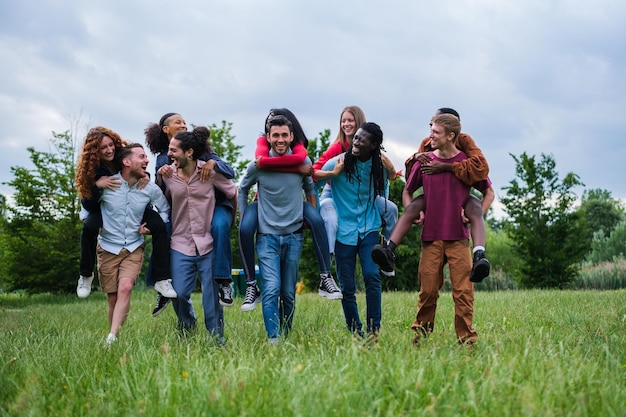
[98,173,170,255]
[323,154,387,245]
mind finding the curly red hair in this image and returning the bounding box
[75,127,127,199]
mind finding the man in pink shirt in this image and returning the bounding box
[161,127,237,342]
[406,114,490,347]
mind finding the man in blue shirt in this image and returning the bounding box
[238,115,316,344]
[321,122,389,340]
[98,143,170,344]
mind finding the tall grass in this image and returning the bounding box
[1,289,624,416]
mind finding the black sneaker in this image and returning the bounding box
[470,250,490,283]
[152,294,171,317]
[241,284,261,312]
[318,273,342,300]
[219,284,234,307]
[371,244,395,277]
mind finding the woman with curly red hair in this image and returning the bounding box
[75,127,176,303]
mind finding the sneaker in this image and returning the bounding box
[154,279,177,298]
[219,284,234,307]
[371,244,395,277]
[105,333,117,345]
[76,274,94,298]
[241,284,261,312]
[152,294,171,317]
[470,250,490,283]
[318,273,343,300]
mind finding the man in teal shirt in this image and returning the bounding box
[321,122,389,339]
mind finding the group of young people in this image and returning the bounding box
[74,105,493,346]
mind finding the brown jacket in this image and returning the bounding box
[404,132,489,186]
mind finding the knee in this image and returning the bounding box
[212,216,230,236]
[118,280,134,294]
[464,196,482,219]
[419,286,439,301]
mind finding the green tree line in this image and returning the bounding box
[1,126,625,294]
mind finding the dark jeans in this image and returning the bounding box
[335,231,381,335]
[80,206,170,283]
[238,201,331,285]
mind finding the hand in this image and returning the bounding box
[420,160,448,175]
[95,176,121,191]
[415,152,433,165]
[139,222,151,235]
[200,160,216,182]
[299,164,313,176]
[158,165,174,178]
[413,210,425,225]
[461,208,469,224]
[254,156,262,170]
[333,157,344,175]
[136,176,150,190]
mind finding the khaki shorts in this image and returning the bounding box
[96,243,145,293]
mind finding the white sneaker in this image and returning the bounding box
[76,274,94,298]
[154,279,177,298]
[105,333,117,345]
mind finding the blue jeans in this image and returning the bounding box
[212,204,233,282]
[170,249,224,338]
[335,231,382,335]
[239,202,329,285]
[376,195,398,241]
[256,233,303,339]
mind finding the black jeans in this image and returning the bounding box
[79,206,170,282]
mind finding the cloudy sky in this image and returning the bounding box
[2,0,625,215]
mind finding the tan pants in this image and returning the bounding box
[96,244,144,294]
[411,239,478,343]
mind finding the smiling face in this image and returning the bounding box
[162,114,187,141]
[351,128,376,161]
[267,125,293,156]
[124,146,149,179]
[99,135,116,163]
[340,110,357,140]
[428,122,452,150]
[167,138,192,169]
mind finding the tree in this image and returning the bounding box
[500,152,588,288]
[206,120,249,183]
[588,220,626,264]
[0,131,81,293]
[577,188,625,239]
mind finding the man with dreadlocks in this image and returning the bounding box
[319,122,389,340]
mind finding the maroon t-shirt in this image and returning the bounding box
[406,151,491,241]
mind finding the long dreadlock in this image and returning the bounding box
[342,122,386,199]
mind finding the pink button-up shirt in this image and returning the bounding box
[163,160,236,257]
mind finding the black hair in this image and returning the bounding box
[173,126,210,160]
[265,108,308,149]
[145,112,178,154]
[342,122,386,199]
[115,143,144,168]
[437,107,461,120]
[265,115,293,135]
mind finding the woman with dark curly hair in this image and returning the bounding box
[75,127,176,303]
[145,113,236,316]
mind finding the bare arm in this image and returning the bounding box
[313,156,344,181]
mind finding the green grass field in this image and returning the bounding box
[1,289,624,416]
